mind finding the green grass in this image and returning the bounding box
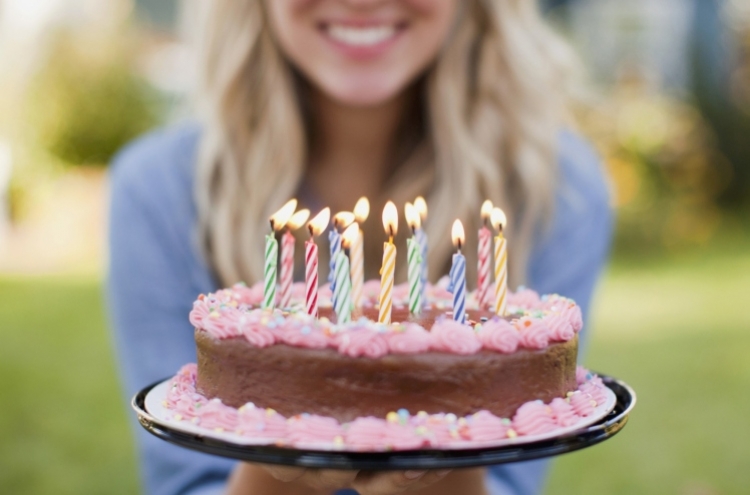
[1,242,748,494]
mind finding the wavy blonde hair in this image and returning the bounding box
[194,0,576,288]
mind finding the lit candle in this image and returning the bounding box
[477,200,493,309]
[266,199,297,310]
[491,208,508,316]
[336,224,359,324]
[405,202,423,316]
[448,219,467,324]
[330,212,355,310]
[414,196,429,304]
[305,208,330,318]
[351,197,369,308]
[378,201,398,324]
[279,209,309,308]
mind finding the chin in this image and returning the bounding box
[315,72,411,108]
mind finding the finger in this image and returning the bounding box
[412,469,452,487]
[262,465,307,483]
[352,470,430,495]
[307,469,359,490]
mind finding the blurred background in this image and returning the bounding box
[1,0,748,493]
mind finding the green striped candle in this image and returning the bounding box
[263,233,278,310]
[407,237,422,315]
[333,250,352,324]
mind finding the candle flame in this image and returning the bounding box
[353,197,370,223]
[491,207,507,232]
[414,196,428,221]
[286,209,310,230]
[481,200,494,220]
[333,211,356,230]
[341,223,359,249]
[307,208,331,237]
[382,201,398,239]
[452,219,465,249]
[404,202,421,230]
[270,199,298,231]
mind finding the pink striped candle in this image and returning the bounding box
[305,208,331,318]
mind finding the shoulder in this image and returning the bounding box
[109,123,201,207]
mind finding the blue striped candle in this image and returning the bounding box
[328,229,341,306]
[415,228,428,305]
[447,252,466,324]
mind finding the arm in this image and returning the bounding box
[485,131,614,495]
[107,128,236,495]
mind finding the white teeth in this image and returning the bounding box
[327,25,397,47]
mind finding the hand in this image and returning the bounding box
[264,465,453,494]
[227,462,453,495]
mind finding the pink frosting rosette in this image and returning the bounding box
[549,397,578,427]
[544,313,575,342]
[392,283,410,304]
[345,417,389,450]
[279,323,329,349]
[228,283,264,306]
[466,411,511,442]
[509,288,541,309]
[361,280,382,304]
[576,366,590,386]
[512,401,557,436]
[236,406,287,439]
[430,319,482,355]
[240,320,277,348]
[197,399,239,431]
[200,306,245,339]
[172,393,207,420]
[337,330,390,358]
[386,324,432,354]
[176,363,198,382]
[580,382,608,406]
[422,415,456,446]
[291,282,306,302]
[189,300,211,328]
[476,319,519,354]
[513,316,550,350]
[561,303,583,332]
[383,422,425,450]
[287,415,344,446]
[569,391,596,417]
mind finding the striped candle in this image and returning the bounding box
[407,237,422,315]
[415,228,428,305]
[448,252,466,324]
[333,251,352,324]
[477,226,492,309]
[263,233,278,310]
[350,226,364,308]
[305,240,319,317]
[279,230,295,308]
[494,234,508,316]
[378,241,396,324]
[328,229,341,304]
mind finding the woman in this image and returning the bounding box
[108,1,612,494]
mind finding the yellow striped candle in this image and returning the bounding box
[351,197,369,308]
[491,208,508,316]
[378,201,398,324]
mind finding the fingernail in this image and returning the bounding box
[435,469,451,478]
[405,470,427,479]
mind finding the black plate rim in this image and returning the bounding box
[131,372,636,470]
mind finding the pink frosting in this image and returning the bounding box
[189,300,211,328]
[509,288,541,309]
[392,283,410,302]
[466,411,510,442]
[279,324,329,349]
[362,279,382,302]
[240,322,277,348]
[544,313,575,342]
[236,406,287,439]
[229,283,264,306]
[345,417,388,450]
[383,422,425,450]
[172,392,207,420]
[430,319,482,355]
[386,324,432,354]
[514,317,550,349]
[422,415,457,446]
[512,401,557,436]
[197,399,239,431]
[200,308,242,339]
[562,304,583,332]
[287,415,344,445]
[477,319,519,354]
[549,398,578,427]
[569,391,596,417]
[576,366,590,385]
[337,330,390,358]
[580,381,608,406]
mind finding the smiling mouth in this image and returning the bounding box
[322,23,405,48]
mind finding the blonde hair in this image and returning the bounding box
[195,0,576,288]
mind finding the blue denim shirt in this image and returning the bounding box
[107,124,612,495]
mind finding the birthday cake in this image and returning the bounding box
[159,200,610,451]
